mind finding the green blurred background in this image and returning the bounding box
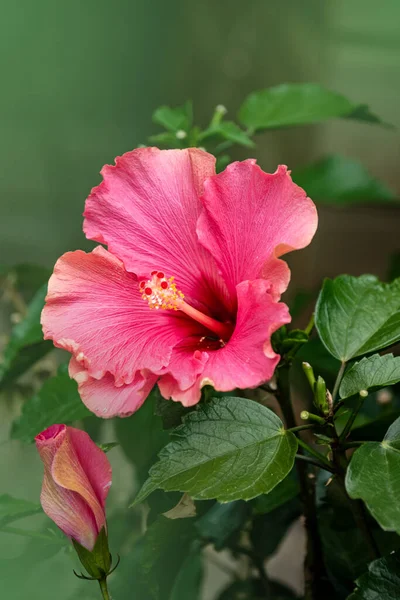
[0,1,399,598]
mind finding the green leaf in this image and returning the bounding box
[97,442,119,453]
[315,275,400,361]
[238,83,384,132]
[316,470,377,595]
[292,155,397,204]
[348,550,400,599]
[216,154,231,173]
[116,387,169,483]
[251,469,299,515]
[0,263,51,302]
[147,132,181,147]
[152,101,192,133]
[346,415,400,534]
[133,397,297,504]
[135,516,198,600]
[199,121,254,147]
[11,364,91,442]
[169,545,203,600]
[0,283,53,387]
[0,494,42,527]
[195,500,250,550]
[346,103,392,127]
[340,354,400,399]
[154,394,192,430]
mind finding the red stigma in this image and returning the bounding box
[161,281,168,289]
[151,270,157,276]
[157,272,164,278]
[139,281,145,288]
[144,287,152,295]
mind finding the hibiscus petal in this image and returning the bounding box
[158,373,203,407]
[158,279,291,405]
[66,427,112,508]
[41,467,99,550]
[83,147,228,313]
[41,247,201,384]
[51,430,106,534]
[36,425,100,550]
[197,161,318,300]
[69,357,158,418]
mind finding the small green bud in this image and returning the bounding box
[210,104,228,128]
[215,104,227,115]
[176,130,187,140]
[300,410,326,425]
[302,361,316,390]
[359,389,368,398]
[314,376,329,415]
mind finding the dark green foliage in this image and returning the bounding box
[11,364,91,442]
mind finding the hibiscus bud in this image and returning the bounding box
[302,361,316,390]
[35,424,112,552]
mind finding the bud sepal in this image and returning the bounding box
[72,527,116,580]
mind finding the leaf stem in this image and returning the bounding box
[295,438,334,470]
[98,577,111,600]
[295,454,335,474]
[332,361,346,403]
[287,424,317,433]
[304,313,315,336]
[342,441,367,448]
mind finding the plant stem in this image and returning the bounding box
[331,445,379,561]
[253,555,271,598]
[295,454,336,474]
[98,577,111,600]
[328,363,378,560]
[330,412,379,561]
[276,364,328,600]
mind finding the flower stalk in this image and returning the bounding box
[99,578,111,600]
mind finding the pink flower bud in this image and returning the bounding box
[35,424,112,551]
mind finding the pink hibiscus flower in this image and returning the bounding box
[41,148,317,417]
